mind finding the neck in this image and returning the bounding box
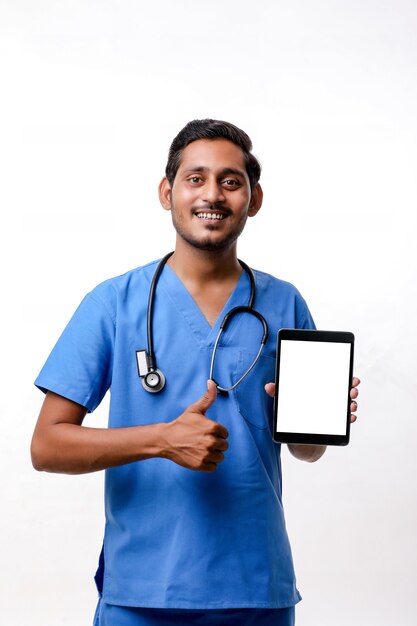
[167,238,242,284]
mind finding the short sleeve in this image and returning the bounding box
[294,291,316,330]
[34,289,115,412]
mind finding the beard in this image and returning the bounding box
[170,205,247,252]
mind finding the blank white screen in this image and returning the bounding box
[276,340,351,435]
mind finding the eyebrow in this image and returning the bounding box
[182,166,246,178]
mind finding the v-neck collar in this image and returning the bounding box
[159,263,252,348]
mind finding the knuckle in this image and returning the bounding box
[208,435,218,449]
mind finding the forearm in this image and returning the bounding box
[31,422,168,475]
[31,384,228,476]
[287,443,327,462]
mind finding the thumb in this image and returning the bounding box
[192,379,218,415]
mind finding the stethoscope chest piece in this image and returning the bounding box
[142,369,166,393]
[136,349,166,393]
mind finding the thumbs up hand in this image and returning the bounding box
[162,380,229,472]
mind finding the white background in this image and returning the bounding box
[1,1,416,625]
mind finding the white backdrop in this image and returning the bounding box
[1,1,416,625]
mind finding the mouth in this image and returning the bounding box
[193,209,230,221]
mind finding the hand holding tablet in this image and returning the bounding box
[273,329,355,446]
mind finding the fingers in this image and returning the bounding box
[350,375,359,422]
[350,379,359,422]
[212,422,229,440]
[350,377,360,421]
[191,436,228,472]
[199,439,229,471]
[350,405,358,423]
[208,450,226,463]
[199,462,220,473]
[206,433,229,453]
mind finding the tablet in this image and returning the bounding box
[273,329,354,446]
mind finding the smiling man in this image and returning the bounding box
[31,119,360,626]
[160,136,262,253]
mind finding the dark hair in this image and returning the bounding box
[165,119,261,190]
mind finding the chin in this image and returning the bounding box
[174,224,243,253]
[182,233,240,252]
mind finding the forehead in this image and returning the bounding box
[177,139,247,174]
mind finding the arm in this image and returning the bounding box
[31,381,228,475]
[264,377,360,463]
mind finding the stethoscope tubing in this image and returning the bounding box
[143,252,268,393]
[146,251,174,371]
[208,305,268,392]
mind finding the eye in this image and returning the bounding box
[222,179,240,188]
[188,176,203,184]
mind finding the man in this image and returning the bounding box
[32,119,360,626]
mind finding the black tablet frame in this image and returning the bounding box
[273,329,355,446]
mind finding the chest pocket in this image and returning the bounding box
[233,351,275,430]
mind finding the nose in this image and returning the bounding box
[202,178,225,204]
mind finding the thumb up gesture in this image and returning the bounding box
[162,380,229,472]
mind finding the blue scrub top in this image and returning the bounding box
[35,260,315,610]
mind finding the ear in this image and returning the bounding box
[159,177,172,211]
[248,183,263,217]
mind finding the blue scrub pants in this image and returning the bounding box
[94,601,295,626]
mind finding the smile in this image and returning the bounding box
[195,212,225,220]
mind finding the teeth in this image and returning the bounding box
[197,212,224,220]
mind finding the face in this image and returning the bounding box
[159,139,262,253]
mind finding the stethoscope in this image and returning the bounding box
[136,252,269,394]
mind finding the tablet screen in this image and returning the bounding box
[273,330,354,446]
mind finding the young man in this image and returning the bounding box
[32,119,360,626]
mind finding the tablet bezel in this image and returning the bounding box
[273,329,355,446]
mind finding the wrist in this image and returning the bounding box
[147,422,172,461]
